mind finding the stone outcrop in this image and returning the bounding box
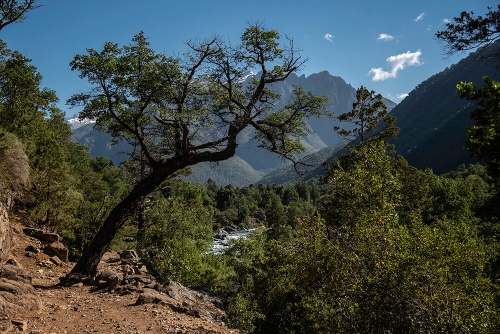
[120,250,139,264]
[94,250,227,324]
[135,283,226,324]
[0,202,12,263]
[22,227,61,243]
[21,228,69,263]
[94,269,124,291]
[44,241,68,262]
[101,251,120,263]
[0,263,40,314]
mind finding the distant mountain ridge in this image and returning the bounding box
[67,71,396,186]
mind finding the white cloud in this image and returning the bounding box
[368,68,395,81]
[324,33,334,42]
[427,25,432,31]
[442,18,450,24]
[414,12,425,22]
[368,50,423,81]
[377,33,394,41]
[397,93,409,99]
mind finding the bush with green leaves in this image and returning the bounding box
[227,215,497,333]
[137,180,214,286]
[224,140,498,333]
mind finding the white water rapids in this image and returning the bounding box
[210,229,255,254]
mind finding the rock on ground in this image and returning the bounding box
[0,225,239,334]
[0,264,40,314]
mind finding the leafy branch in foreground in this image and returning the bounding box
[457,76,500,186]
[436,5,500,62]
[0,0,40,31]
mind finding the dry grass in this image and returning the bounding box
[0,131,30,200]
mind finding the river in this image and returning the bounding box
[210,229,255,254]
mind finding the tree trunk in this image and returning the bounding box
[65,134,238,280]
[66,168,167,278]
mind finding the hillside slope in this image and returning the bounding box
[391,41,500,173]
[260,41,500,184]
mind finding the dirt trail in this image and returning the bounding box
[7,225,239,334]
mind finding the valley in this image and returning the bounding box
[1,2,500,333]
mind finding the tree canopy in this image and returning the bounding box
[436,5,500,61]
[457,77,500,185]
[0,0,39,31]
[333,86,398,144]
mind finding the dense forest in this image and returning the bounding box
[1,1,500,332]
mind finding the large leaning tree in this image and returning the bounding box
[65,24,330,278]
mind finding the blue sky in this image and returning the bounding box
[1,0,496,115]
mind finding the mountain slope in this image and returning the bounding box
[67,71,396,186]
[233,71,395,174]
[260,41,500,184]
[184,156,266,187]
[391,41,500,174]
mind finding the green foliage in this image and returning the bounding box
[225,139,498,333]
[137,180,213,285]
[436,5,500,59]
[264,192,288,239]
[0,44,57,147]
[65,155,128,259]
[226,216,497,333]
[0,0,40,31]
[442,163,500,277]
[0,39,132,261]
[334,86,398,143]
[319,140,426,228]
[0,40,87,229]
[423,173,475,223]
[457,76,500,186]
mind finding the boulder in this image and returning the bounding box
[123,273,156,286]
[0,264,31,284]
[5,258,22,268]
[101,251,120,263]
[224,226,237,233]
[135,288,175,305]
[11,319,27,331]
[120,250,139,264]
[22,227,61,243]
[136,281,226,323]
[44,241,68,262]
[215,230,228,240]
[0,264,40,314]
[94,270,123,291]
[49,256,63,266]
[25,245,39,254]
[0,202,12,263]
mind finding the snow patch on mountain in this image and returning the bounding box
[237,71,256,83]
[66,114,95,130]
